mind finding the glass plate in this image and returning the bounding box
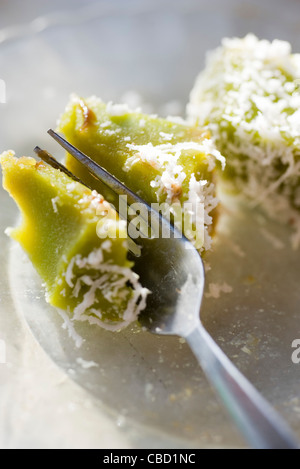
[1,0,300,449]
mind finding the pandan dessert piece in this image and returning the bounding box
[0,151,148,331]
[187,34,300,246]
[57,95,225,251]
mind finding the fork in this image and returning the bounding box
[34,129,299,449]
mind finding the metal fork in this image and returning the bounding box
[34,129,299,449]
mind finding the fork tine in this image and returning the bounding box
[47,129,154,236]
[46,129,186,243]
[34,146,92,189]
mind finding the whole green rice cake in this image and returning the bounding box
[188,34,300,247]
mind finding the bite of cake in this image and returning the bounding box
[0,151,149,331]
[58,95,225,251]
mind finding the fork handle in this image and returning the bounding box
[186,325,299,449]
